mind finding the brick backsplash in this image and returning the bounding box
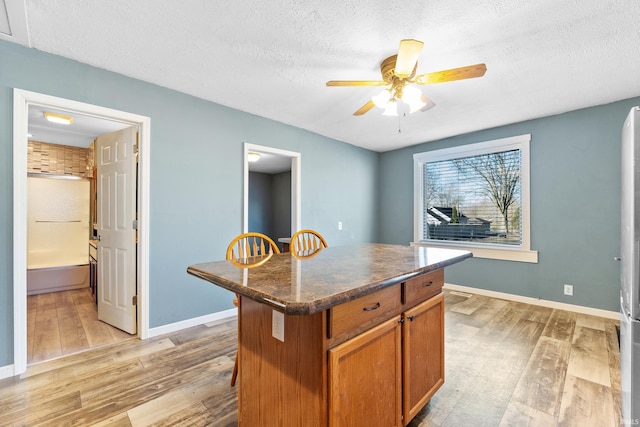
[28,141,91,177]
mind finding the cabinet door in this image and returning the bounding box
[402,293,445,424]
[328,316,402,427]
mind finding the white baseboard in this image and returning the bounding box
[147,308,237,338]
[0,363,15,380]
[444,283,619,321]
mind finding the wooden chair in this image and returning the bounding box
[226,232,280,260]
[226,232,280,386]
[290,229,328,257]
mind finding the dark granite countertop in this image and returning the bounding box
[187,243,472,315]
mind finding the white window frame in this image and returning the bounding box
[412,134,538,263]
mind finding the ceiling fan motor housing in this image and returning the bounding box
[381,55,417,84]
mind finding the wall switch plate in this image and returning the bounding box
[563,284,573,296]
[272,309,285,342]
[338,221,342,231]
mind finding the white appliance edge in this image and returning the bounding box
[620,106,640,426]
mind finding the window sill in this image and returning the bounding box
[410,241,538,263]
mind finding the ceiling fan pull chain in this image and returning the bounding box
[398,113,407,134]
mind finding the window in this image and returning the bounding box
[413,134,537,263]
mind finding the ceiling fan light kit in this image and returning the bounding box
[326,39,487,117]
[382,99,398,116]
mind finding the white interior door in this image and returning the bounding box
[96,126,137,334]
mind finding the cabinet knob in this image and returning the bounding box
[407,315,415,321]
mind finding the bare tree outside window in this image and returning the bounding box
[425,166,462,208]
[453,150,520,235]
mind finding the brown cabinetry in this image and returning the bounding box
[402,293,445,422]
[329,283,401,341]
[238,268,446,427]
[328,316,403,427]
[327,287,444,426]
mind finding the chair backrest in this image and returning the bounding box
[290,229,328,255]
[226,232,280,261]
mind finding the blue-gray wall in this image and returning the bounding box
[0,40,378,367]
[272,171,292,243]
[248,172,274,237]
[379,98,640,312]
[248,170,291,250]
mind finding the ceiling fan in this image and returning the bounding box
[326,39,487,116]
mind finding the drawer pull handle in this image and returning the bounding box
[422,281,433,287]
[363,302,381,311]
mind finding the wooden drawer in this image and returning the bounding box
[403,269,444,307]
[329,284,401,339]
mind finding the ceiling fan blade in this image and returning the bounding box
[353,100,376,116]
[395,39,424,78]
[420,95,436,112]
[326,80,387,87]
[415,63,487,85]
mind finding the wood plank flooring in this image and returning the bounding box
[27,288,133,364]
[1,289,620,426]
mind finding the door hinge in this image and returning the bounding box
[132,295,138,306]
[132,219,138,230]
[134,132,139,153]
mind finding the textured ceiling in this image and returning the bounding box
[7,0,640,152]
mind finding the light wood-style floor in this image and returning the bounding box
[1,289,620,426]
[409,290,621,427]
[28,288,133,364]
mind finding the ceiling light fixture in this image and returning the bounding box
[43,112,74,125]
[371,84,434,117]
[382,98,398,116]
[248,152,261,162]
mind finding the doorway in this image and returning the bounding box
[13,89,151,375]
[243,143,301,243]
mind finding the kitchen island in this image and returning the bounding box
[187,243,471,427]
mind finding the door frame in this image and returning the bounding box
[243,143,301,235]
[12,89,151,375]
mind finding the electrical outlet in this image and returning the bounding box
[272,309,285,342]
[563,284,573,296]
[338,221,342,231]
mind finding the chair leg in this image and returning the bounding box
[230,353,239,386]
